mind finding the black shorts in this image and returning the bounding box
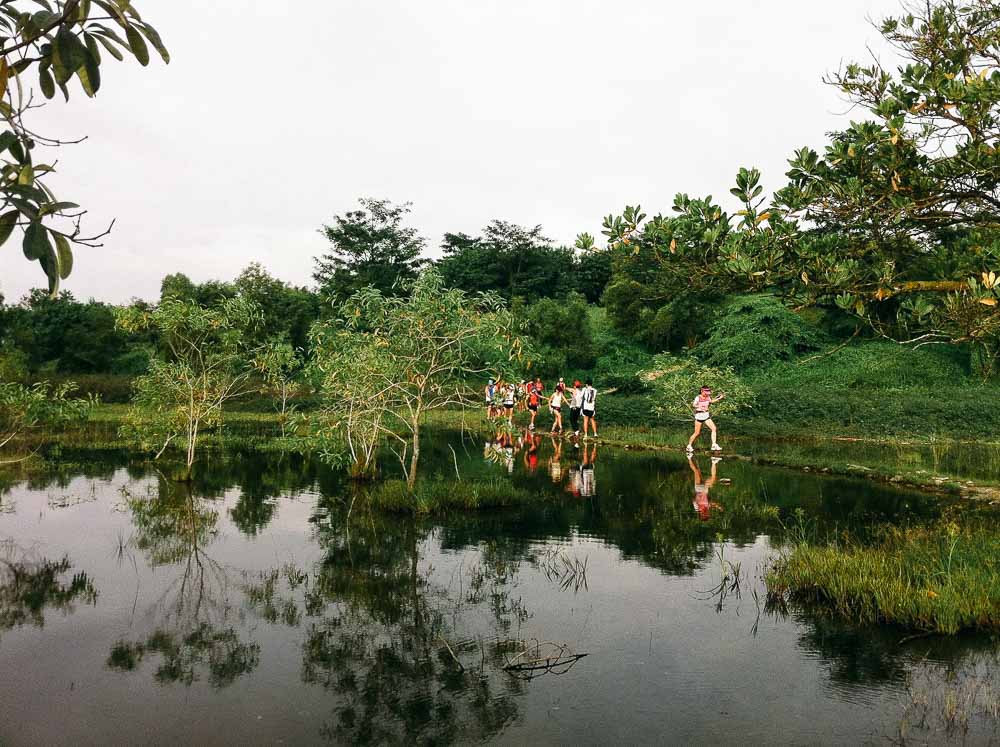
[504,404,514,411]
[528,404,538,412]
[551,405,561,413]
[582,409,595,418]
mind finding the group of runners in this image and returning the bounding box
[485,376,598,439]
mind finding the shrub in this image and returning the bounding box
[691,294,828,373]
[641,354,755,422]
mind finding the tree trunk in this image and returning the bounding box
[407,419,420,492]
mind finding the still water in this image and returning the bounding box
[0,432,996,745]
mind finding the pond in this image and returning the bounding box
[0,430,996,745]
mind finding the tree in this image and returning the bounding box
[1,1,168,294]
[234,263,320,350]
[437,220,576,301]
[574,232,614,303]
[313,198,426,300]
[4,289,127,372]
[115,296,261,480]
[521,292,596,378]
[310,269,527,488]
[600,1,1000,373]
[253,339,303,438]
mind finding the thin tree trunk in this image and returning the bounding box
[407,418,420,491]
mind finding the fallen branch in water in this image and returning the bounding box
[502,639,588,679]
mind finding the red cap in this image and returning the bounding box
[574,380,581,387]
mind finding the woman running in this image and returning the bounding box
[549,388,565,434]
[527,381,542,430]
[581,380,598,439]
[502,382,516,425]
[687,385,725,453]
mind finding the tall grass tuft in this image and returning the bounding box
[767,517,1000,634]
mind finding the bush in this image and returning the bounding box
[744,342,996,437]
[44,374,135,404]
[691,294,828,373]
[110,347,153,376]
[642,353,755,422]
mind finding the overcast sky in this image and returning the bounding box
[0,0,903,304]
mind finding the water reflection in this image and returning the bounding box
[0,435,992,744]
[0,541,97,635]
[108,479,260,688]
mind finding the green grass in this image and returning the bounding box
[364,477,540,514]
[767,517,1000,634]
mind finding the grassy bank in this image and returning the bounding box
[767,517,1000,634]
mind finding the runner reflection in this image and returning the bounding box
[688,455,724,521]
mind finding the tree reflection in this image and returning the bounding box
[107,478,259,687]
[0,540,97,634]
[238,502,531,744]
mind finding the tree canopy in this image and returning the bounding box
[313,198,426,301]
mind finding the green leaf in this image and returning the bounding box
[0,210,18,247]
[53,232,73,279]
[22,221,51,261]
[137,22,169,63]
[91,32,124,61]
[0,130,17,154]
[53,25,88,85]
[125,24,149,66]
[17,164,33,185]
[77,47,100,96]
[39,65,56,99]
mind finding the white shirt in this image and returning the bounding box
[582,386,597,410]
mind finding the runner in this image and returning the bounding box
[581,379,598,439]
[502,381,516,425]
[549,387,565,434]
[568,380,583,437]
[527,380,543,430]
[484,378,496,418]
[687,385,725,453]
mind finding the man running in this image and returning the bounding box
[686,386,725,453]
[581,379,598,439]
[568,380,583,437]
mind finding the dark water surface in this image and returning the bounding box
[0,432,996,745]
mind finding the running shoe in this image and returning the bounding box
[685,445,694,454]
[711,444,723,451]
